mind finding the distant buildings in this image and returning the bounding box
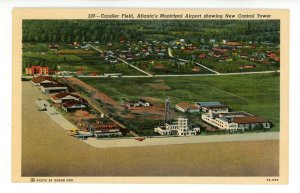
[154,116,200,136]
[122,99,151,108]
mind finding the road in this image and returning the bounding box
[35,99,77,131]
[22,70,279,79]
[87,44,153,77]
[83,131,279,148]
[195,62,220,74]
[168,47,220,74]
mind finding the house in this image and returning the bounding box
[175,102,200,113]
[209,38,216,43]
[196,102,228,113]
[154,116,200,136]
[192,67,201,72]
[225,41,242,47]
[122,99,151,108]
[176,60,187,65]
[239,65,256,69]
[30,76,55,86]
[51,92,87,104]
[48,43,59,49]
[26,66,49,75]
[137,99,151,107]
[87,122,122,138]
[61,100,86,112]
[109,59,118,64]
[40,82,68,94]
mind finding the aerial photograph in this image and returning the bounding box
[21,19,280,177]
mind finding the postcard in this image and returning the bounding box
[12,8,289,183]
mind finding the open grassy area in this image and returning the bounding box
[133,59,212,75]
[201,58,279,73]
[81,73,280,131]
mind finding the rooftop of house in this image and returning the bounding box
[31,76,54,83]
[225,41,242,46]
[138,99,148,103]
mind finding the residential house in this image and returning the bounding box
[137,99,151,107]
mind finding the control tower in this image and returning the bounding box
[164,97,171,124]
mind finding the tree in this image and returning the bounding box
[253,124,264,131]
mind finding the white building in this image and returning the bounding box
[51,92,85,104]
[201,111,270,131]
[40,83,68,94]
[154,116,200,136]
[202,111,239,131]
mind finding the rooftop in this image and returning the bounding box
[51,92,87,103]
[176,102,199,110]
[31,76,54,84]
[197,102,223,107]
[41,82,67,88]
[62,100,83,108]
[233,116,268,124]
[218,111,252,117]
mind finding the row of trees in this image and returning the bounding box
[23,20,280,44]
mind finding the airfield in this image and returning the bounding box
[22,81,279,177]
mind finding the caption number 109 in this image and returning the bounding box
[88,14,96,18]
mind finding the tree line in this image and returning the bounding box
[22,20,280,44]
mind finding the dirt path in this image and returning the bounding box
[65,77,119,106]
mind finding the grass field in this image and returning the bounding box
[81,73,280,131]
[133,59,212,75]
[201,58,279,73]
